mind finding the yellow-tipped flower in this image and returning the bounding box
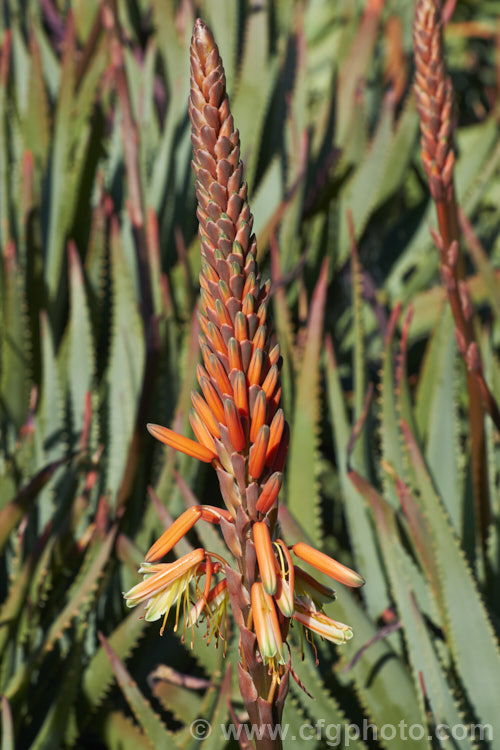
[124,549,205,632]
[292,542,365,588]
[253,521,277,595]
[251,582,286,670]
[274,539,295,618]
[293,602,353,645]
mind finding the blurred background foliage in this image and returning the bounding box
[1,0,500,747]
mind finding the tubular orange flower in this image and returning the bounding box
[292,542,365,588]
[145,506,203,562]
[293,602,353,645]
[251,582,286,669]
[147,423,216,462]
[253,521,277,595]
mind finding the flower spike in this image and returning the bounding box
[124,19,363,732]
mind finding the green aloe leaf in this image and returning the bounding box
[231,4,280,191]
[0,244,31,433]
[279,506,426,748]
[288,638,368,750]
[82,610,147,714]
[325,334,390,618]
[287,259,328,547]
[106,222,145,502]
[351,469,472,750]
[101,711,153,750]
[401,421,500,738]
[99,632,179,749]
[337,95,394,262]
[65,243,94,438]
[4,525,116,700]
[415,307,462,532]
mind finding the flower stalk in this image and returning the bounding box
[123,19,364,748]
[413,0,500,557]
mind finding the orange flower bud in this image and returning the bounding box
[228,337,243,372]
[189,409,217,453]
[249,425,270,479]
[266,409,284,466]
[199,505,235,524]
[233,371,249,417]
[198,370,225,423]
[253,521,277,595]
[250,389,267,442]
[247,348,263,386]
[255,472,282,514]
[223,397,246,452]
[207,353,232,396]
[191,391,221,438]
[262,364,278,400]
[292,542,365,588]
[147,423,216,463]
[145,506,202,562]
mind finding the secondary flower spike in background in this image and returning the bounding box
[124,18,364,746]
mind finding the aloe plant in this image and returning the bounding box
[1,1,500,749]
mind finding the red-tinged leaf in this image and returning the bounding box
[0,456,69,552]
[1,695,14,750]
